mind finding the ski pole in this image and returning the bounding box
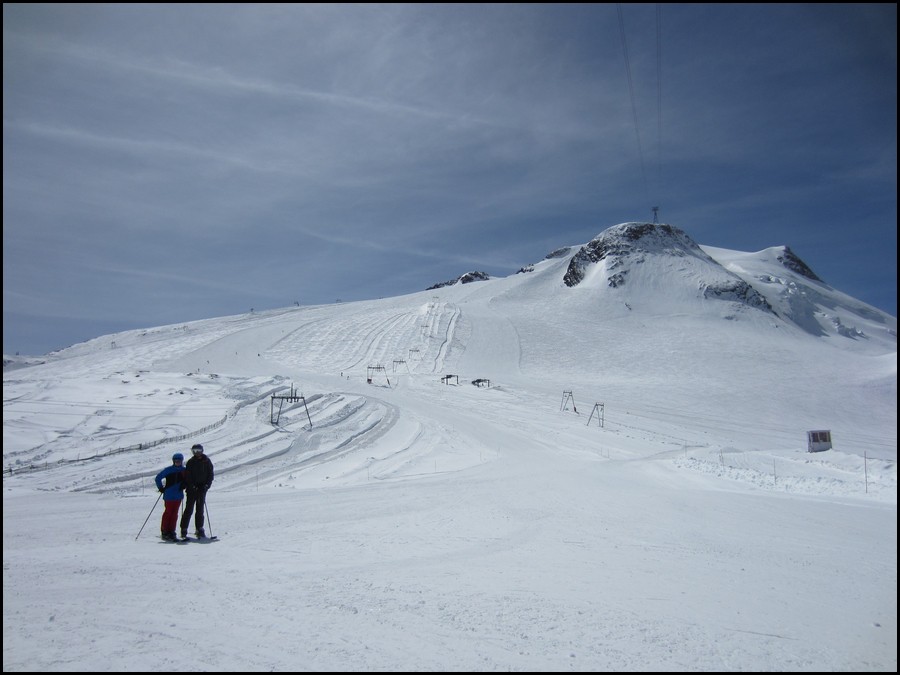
[204,500,213,537]
[136,492,162,541]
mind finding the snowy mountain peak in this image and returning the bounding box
[426,271,492,290]
[562,222,706,288]
[560,222,772,314]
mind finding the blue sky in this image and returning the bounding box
[3,3,896,356]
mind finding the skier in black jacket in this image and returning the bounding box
[179,443,214,539]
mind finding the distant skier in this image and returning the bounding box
[155,453,187,541]
[180,443,214,539]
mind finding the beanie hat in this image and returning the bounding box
[172,452,184,461]
[191,443,204,454]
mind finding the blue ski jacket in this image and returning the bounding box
[155,465,186,501]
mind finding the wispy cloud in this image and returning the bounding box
[6,31,530,135]
[6,119,287,173]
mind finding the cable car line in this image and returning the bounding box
[615,3,662,222]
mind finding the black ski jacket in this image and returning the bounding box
[184,453,214,491]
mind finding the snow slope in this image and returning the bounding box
[3,223,896,671]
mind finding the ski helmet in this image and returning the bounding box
[191,443,204,455]
[172,452,184,461]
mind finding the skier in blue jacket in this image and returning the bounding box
[155,453,187,541]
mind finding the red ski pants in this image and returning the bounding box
[160,499,182,534]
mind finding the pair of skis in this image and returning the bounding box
[161,535,219,544]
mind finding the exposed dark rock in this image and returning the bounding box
[702,280,772,312]
[544,247,573,259]
[777,247,822,282]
